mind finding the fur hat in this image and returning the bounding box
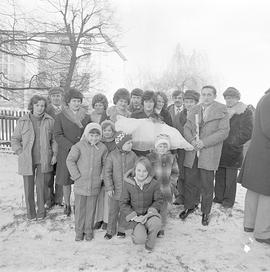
[184,90,200,103]
[113,88,130,105]
[154,134,171,149]
[49,87,64,96]
[223,87,241,99]
[65,88,84,104]
[115,131,132,150]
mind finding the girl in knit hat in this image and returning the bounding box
[66,123,108,241]
[94,120,117,231]
[104,131,137,239]
[147,134,179,237]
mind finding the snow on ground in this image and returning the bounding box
[0,153,270,272]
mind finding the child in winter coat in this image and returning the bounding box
[94,120,117,231]
[66,123,108,241]
[120,157,163,252]
[104,131,137,239]
[147,134,179,237]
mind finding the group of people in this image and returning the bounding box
[11,84,270,250]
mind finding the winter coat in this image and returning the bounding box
[11,113,57,175]
[160,108,173,126]
[174,109,187,179]
[54,111,91,185]
[238,91,270,195]
[167,104,183,128]
[66,140,108,196]
[219,103,253,169]
[184,101,230,171]
[46,104,63,120]
[101,136,117,153]
[104,148,137,200]
[130,109,162,121]
[120,170,163,229]
[147,151,179,201]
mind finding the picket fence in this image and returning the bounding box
[0,109,28,150]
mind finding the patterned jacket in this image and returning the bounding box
[147,151,179,201]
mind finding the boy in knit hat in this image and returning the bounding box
[66,123,108,241]
[104,131,137,239]
[147,134,179,237]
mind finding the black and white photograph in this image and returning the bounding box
[0,0,270,271]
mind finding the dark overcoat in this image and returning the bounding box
[54,112,91,185]
[238,91,270,195]
[219,104,253,168]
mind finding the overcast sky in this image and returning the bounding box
[112,0,270,105]
[17,0,270,105]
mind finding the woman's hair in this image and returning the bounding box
[155,91,168,109]
[133,157,153,177]
[113,88,130,105]
[28,95,47,113]
[92,93,109,110]
[65,88,84,104]
[142,90,157,107]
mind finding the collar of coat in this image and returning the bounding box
[227,101,247,119]
[20,112,53,122]
[124,169,154,187]
[188,101,227,123]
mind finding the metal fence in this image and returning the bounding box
[0,109,28,150]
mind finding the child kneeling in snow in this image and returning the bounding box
[120,157,163,251]
[66,123,108,241]
[104,131,137,239]
[147,134,179,238]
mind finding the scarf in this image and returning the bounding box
[62,106,87,128]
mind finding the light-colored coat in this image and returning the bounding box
[66,140,108,196]
[184,101,230,171]
[11,113,57,175]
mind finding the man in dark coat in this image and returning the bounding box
[46,87,65,207]
[173,90,200,205]
[238,89,270,245]
[214,87,253,209]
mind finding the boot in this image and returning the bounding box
[202,214,210,226]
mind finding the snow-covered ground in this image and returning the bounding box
[0,153,270,272]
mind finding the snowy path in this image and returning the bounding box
[0,153,270,272]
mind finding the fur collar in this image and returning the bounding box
[227,101,247,119]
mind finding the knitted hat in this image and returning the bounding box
[154,134,171,149]
[81,123,102,140]
[131,88,143,97]
[184,90,200,103]
[49,87,64,96]
[223,87,241,99]
[115,131,132,150]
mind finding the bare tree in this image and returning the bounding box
[0,0,123,103]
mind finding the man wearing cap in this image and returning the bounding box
[214,87,253,211]
[46,87,65,208]
[46,87,65,119]
[180,85,230,226]
[174,90,200,205]
[128,88,143,113]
